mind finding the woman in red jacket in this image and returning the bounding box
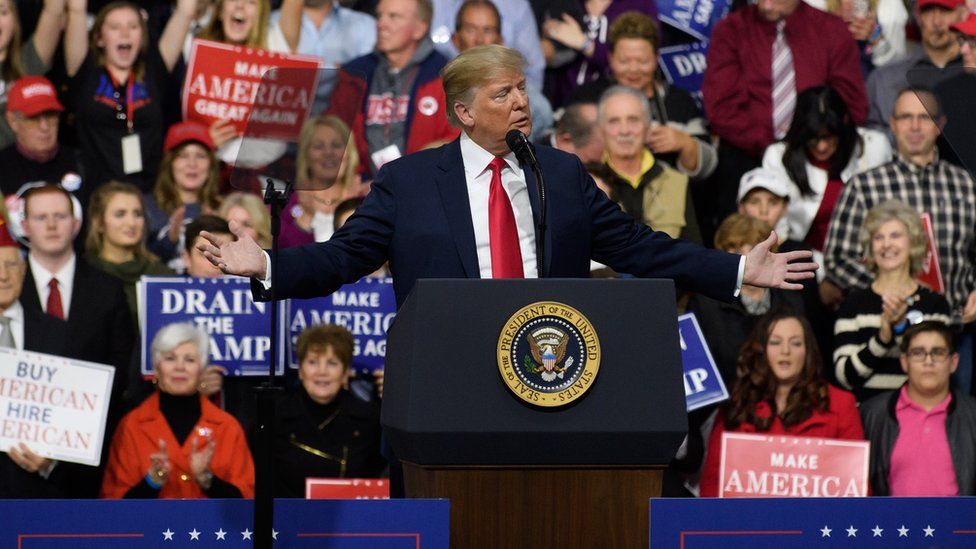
[101,322,254,499]
[699,312,863,497]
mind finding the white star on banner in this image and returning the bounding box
[162,529,174,541]
[872,526,883,537]
[242,529,253,540]
[189,529,201,541]
[846,526,857,537]
[820,526,831,538]
[215,529,227,540]
[272,529,279,540]
[898,525,909,537]
[924,525,935,537]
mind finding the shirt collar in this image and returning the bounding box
[606,149,656,189]
[460,131,519,179]
[29,254,76,290]
[897,384,952,414]
[894,150,940,172]
[1,301,24,325]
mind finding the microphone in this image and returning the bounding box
[505,129,538,168]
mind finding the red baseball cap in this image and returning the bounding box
[951,13,976,36]
[7,76,64,117]
[917,0,964,10]
[164,121,215,153]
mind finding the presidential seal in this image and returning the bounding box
[497,302,601,407]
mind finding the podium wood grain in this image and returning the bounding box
[403,463,662,548]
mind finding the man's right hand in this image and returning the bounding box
[197,220,267,279]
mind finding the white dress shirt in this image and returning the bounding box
[459,132,538,278]
[0,301,25,350]
[28,254,76,319]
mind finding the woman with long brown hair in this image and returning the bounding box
[699,311,863,497]
[64,0,199,189]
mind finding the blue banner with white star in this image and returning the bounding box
[650,497,975,547]
[1,499,448,547]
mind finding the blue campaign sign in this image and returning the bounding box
[660,41,709,102]
[656,0,730,41]
[139,276,287,377]
[650,497,976,548]
[0,498,449,548]
[288,277,396,374]
[678,312,728,412]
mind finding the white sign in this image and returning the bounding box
[0,348,115,466]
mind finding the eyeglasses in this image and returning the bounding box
[957,35,976,49]
[906,347,952,363]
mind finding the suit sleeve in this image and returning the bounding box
[581,158,740,301]
[252,162,396,301]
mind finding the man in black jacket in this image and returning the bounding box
[860,321,976,495]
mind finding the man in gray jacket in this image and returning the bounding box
[860,321,976,495]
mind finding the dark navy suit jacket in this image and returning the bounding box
[260,139,741,307]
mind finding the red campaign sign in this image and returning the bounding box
[305,478,390,500]
[182,39,321,141]
[718,433,869,498]
[917,212,945,294]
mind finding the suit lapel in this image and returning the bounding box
[21,264,42,312]
[435,140,480,278]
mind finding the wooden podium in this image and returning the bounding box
[383,280,686,548]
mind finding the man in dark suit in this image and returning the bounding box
[18,185,134,391]
[199,45,815,305]
[0,217,90,498]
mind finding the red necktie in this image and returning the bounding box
[487,157,524,279]
[47,278,64,320]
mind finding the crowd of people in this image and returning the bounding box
[0,0,975,501]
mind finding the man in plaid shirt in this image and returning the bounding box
[824,87,976,323]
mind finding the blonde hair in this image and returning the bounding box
[859,199,928,276]
[441,45,526,127]
[714,214,775,254]
[0,0,24,82]
[153,142,222,215]
[295,115,359,189]
[218,192,272,247]
[199,0,270,48]
[86,181,158,261]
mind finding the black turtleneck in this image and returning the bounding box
[159,391,202,445]
[300,387,343,428]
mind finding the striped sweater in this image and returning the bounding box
[833,286,951,401]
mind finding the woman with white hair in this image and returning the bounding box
[101,322,254,498]
[833,200,951,401]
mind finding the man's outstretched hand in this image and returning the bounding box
[742,232,818,290]
[197,220,268,279]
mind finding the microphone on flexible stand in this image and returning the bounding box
[506,129,546,278]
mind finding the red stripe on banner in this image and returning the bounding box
[953,530,976,534]
[680,530,803,549]
[18,533,144,548]
[297,532,421,549]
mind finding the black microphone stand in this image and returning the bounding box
[253,177,292,549]
[530,162,547,278]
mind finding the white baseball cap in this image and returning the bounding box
[737,168,791,202]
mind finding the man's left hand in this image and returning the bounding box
[742,232,818,290]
